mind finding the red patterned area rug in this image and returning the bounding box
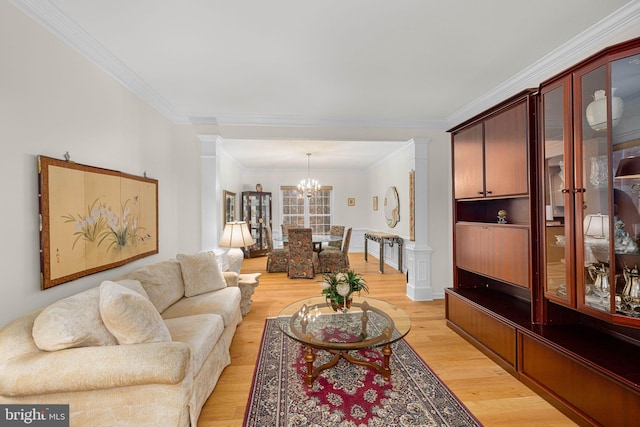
[243,317,482,426]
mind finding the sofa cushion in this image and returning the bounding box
[116,279,151,299]
[31,279,151,352]
[99,281,171,345]
[164,314,224,376]
[161,287,241,327]
[118,259,185,313]
[32,287,117,351]
[177,251,227,297]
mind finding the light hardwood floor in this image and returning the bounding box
[198,253,577,426]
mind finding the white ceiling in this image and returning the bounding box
[12,0,640,169]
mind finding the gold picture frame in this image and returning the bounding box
[348,198,356,206]
[410,170,415,241]
[38,155,158,290]
[223,190,236,225]
[373,196,378,211]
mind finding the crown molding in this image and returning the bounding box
[447,1,640,128]
[208,113,446,130]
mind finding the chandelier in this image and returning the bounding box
[298,153,320,198]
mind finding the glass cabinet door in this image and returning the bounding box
[611,51,640,319]
[575,63,611,313]
[542,80,574,305]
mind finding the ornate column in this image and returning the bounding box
[199,134,222,251]
[405,138,433,301]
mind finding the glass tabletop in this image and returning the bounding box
[277,234,342,243]
[277,296,411,351]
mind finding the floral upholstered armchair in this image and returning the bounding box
[324,225,345,251]
[319,227,352,273]
[264,224,289,273]
[287,228,319,279]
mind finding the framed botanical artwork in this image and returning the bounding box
[223,190,236,225]
[38,155,158,290]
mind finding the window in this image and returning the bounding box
[281,186,333,234]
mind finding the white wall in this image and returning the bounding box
[0,2,202,327]
[368,143,411,236]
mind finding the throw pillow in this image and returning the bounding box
[32,287,117,351]
[176,251,227,297]
[99,281,171,345]
[115,278,150,299]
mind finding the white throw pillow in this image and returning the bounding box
[176,251,227,297]
[115,278,150,299]
[32,287,117,351]
[99,281,171,345]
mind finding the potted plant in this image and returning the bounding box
[321,270,369,312]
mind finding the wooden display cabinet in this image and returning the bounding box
[447,37,640,426]
[241,191,272,258]
[450,88,537,301]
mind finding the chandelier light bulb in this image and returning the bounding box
[298,153,320,198]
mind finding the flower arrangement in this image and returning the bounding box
[321,270,369,311]
[62,197,149,253]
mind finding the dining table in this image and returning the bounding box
[277,234,342,252]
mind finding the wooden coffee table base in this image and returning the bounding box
[302,344,393,388]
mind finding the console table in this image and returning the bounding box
[364,232,403,273]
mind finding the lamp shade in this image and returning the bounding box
[583,213,609,239]
[219,221,255,248]
[585,89,624,131]
[615,156,640,179]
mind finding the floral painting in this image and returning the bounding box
[38,155,158,289]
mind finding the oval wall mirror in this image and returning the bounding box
[384,186,400,228]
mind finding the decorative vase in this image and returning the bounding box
[585,89,624,131]
[329,297,353,312]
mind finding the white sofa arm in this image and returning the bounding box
[0,341,190,397]
[223,271,239,287]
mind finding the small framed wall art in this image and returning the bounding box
[348,198,356,206]
[223,190,236,225]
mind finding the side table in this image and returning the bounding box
[237,273,261,315]
[364,232,403,273]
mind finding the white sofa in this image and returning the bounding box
[0,252,242,427]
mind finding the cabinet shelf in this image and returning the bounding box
[447,287,532,328]
[456,220,529,228]
[455,197,530,225]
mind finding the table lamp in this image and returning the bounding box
[584,213,609,264]
[219,221,255,274]
[584,213,609,239]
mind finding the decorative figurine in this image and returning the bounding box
[497,209,507,224]
[614,216,639,254]
[256,183,263,192]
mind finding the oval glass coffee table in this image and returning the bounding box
[278,296,411,388]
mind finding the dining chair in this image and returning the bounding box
[281,223,294,247]
[264,224,289,273]
[287,228,320,279]
[323,225,345,251]
[319,227,352,273]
